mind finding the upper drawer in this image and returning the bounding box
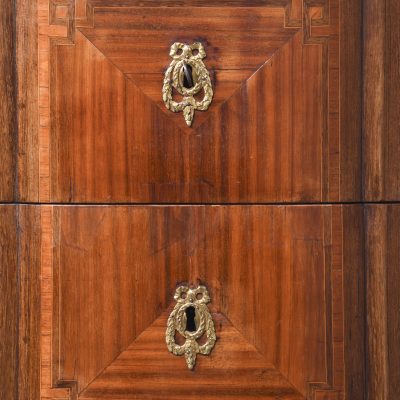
[17,0,361,203]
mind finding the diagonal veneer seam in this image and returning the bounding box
[75,24,302,133]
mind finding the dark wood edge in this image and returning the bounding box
[0,206,19,399]
[340,0,363,201]
[342,205,366,400]
[0,0,17,201]
[0,206,41,400]
[18,206,41,400]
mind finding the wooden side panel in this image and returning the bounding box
[0,2,16,201]
[0,207,42,400]
[0,207,18,399]
[36,205,351,399]
[366,205,400,400]
[364,0,400,201]
[384,1,400,200]
[385,206,400,399]
[18,206,42,400]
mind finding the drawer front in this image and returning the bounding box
[18,204,363,399]
[17,0,361,203]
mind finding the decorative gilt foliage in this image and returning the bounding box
[162,43,213,127]
[166,285,216,369]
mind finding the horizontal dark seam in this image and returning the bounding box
[2,201,400,206]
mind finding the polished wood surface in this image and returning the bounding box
[366,205,400,400]
[7,0,363,202]
[1,205,366,399]
[16,0,40,202]
[364,0,400,201]
[18,206,42,400]
[342,206,365,400]
[0,3,16,201]
[0,207,18,399]
[362,2,400,391]
[340,0,362,201]
[12,0,362,203]
[27,205,360,399]
[1,0,390,399]
[1,206,366,400]
[0,206,41,400]
[80,312,304,400]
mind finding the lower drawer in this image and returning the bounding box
[8,205,366,399]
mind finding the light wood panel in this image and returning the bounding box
[16,0,40,202]
[33,205,355,399]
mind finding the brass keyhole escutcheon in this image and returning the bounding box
[162,42,214,127]
[166,285,216,370]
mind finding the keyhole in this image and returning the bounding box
[185,306,197,332]
[183,63,194,89]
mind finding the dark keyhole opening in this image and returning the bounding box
[185,306,197,332]
[183,63,194,89]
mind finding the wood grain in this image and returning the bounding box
[16,0,39,202]
[342,205,365,400]
[340,0,362,201]
[79,312,304,400]
[383,1,400,201]
[23,0,360,203]
[385,206,400,400]
[0,206,18,399]
[366,205,400,400]
[8,2,369,400]
[53,26,327,203]
[34,205,350,399]
[0,1,16,201]
[363,0,385,201]
[18,206,41,400]
[40,206,71,400]
[363,0,400,201]
[77,0,301,7]
[10,0,363,203]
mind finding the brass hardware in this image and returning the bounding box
[166,285,216,370]
[162,43,214,127]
